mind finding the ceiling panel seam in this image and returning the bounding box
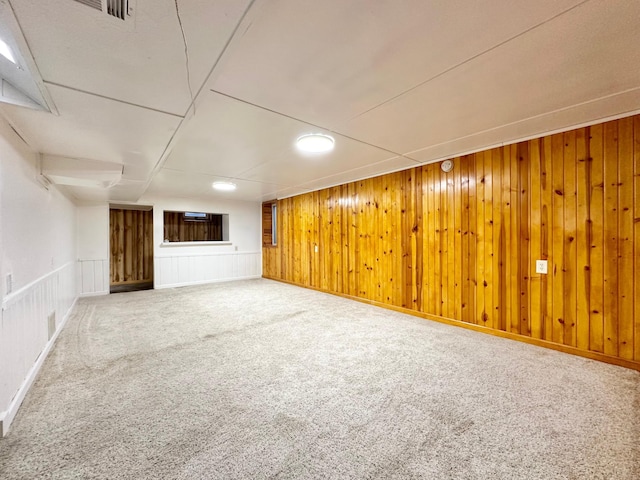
[43,81,184,118]
[208,88,421,169]
[140,0,258,198]
[173,0,194,114]
[177,0,258,120]
[404,85,640,161]
[161,167,292,188]
[349,0,593,122]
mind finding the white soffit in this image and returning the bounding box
[1,83,180,170]
[41,155,123,188]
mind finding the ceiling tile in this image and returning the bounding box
[164,91,399,187]
[0,83,180,164]
[10,0,251,115]
[296,156,418,193]
[338,0,640,156]
[146,168,286,202]
[409,87,640,165]
[213,0,583,127]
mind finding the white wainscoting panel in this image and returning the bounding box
[77,259,109,296]
[0,261,77,436]
[155,252,262,289]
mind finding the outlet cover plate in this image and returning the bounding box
[535,260,548,274]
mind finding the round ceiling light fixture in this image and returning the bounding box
[296,133,335,153]
[212,181,237,192]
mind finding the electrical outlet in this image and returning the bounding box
[314,245,318,253]
[6,274,12,294]
[535,260,548,274]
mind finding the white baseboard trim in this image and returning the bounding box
[0,296,78,437]
[154,275,261,290]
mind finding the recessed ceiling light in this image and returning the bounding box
[0,39,16,64]
[296,133,335,153]
[212,181,237,192]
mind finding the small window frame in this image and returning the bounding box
[163,210,229,243]
[262,201,277,247]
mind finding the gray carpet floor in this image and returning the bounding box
[0,278,638,479]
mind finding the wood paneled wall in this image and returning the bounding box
[110,209,154,285]
[263,115,640,369]
[163,211,222,242]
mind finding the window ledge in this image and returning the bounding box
[160,241,232,247]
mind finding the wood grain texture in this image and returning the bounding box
[603,122,619,356]
[576,128,590,351]
[530,139,542,338]
[635,116,640,363]
[263,114,640,368]
[540,137,553,342]
[110,209,153,286]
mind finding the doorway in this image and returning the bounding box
[109,207,154,293]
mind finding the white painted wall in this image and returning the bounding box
[76,196,262,291]
[0,116,77,435]
[143,196,262,255]
[0,135,75,296]
[76,204,109,296]
[140,196,262,288]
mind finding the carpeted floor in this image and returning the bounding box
[0,278,638,479]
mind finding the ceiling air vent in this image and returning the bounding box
[74,0,102,11]
[72,0,132,22]
[106,0,127,20]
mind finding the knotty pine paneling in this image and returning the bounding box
[263,114,640,369]
[110,209,154,285]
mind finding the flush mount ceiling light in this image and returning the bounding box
[212,181,237,192]
[296,133,335,153]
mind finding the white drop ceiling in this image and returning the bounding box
[1,0,640,203]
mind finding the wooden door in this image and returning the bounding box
[110,208,154,286]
